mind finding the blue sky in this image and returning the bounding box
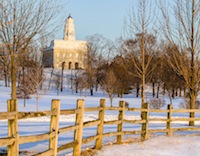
[56,0,132,41]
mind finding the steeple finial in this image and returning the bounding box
[68,14,72,19]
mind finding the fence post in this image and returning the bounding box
[49,99,60,156]
[141,103,149,140]
[166,104,172,136]
[95,99,105,150]
[117,101,125,144]
[73,99,84,156]
[7,99,19,156]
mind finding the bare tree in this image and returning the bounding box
[85,34,107,96]
[76,76,85,96]
[73,69,82,94]
[76,72,89,96]
[17,58,35,107]
[120,1,158,139]
[0,0,63,99]
[25,63,45,111]
[160,0,200,126]
[100,68,119,107]
[54,72,61,96]
[122,0,157,109]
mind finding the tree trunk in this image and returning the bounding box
[11,56,16,99]
[189,90,196,126]
[90,88,93,96]
[75,81,78,93]
[109,94,113,107]
[141,82,145,105]
[136,83,140,97]
[95,83,98,92]
[24,98,26,107]
[8,78,11,87]
[163,84,166,96]
[4,66,8,87]
[141,40,145,108]
[184,86,186,97]
[61,68,64,92]
[175,89,178,97]
[152,82,155,97]
[172,88,175,99]
[17,70,20,87]
[48,68,54,90]
[189,0,195,126]
[156,84,160,98]
[120,91,123,98]
[179,87,182,97]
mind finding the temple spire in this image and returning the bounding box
[64,14,76,40]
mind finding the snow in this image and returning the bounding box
[95,135,200,156]
[0,72,200,155]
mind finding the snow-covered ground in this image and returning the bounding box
[95,135,200,156]
[0,78,200,155]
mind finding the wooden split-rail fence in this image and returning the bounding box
[1,99,200,156]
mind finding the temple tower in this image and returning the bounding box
[64,14,76,41]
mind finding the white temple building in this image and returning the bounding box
[43,15,88,69]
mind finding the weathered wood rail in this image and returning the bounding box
[1,99,200,156]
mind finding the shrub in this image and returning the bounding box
[148,98,166,109]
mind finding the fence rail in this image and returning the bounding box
[1,99,200,156]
